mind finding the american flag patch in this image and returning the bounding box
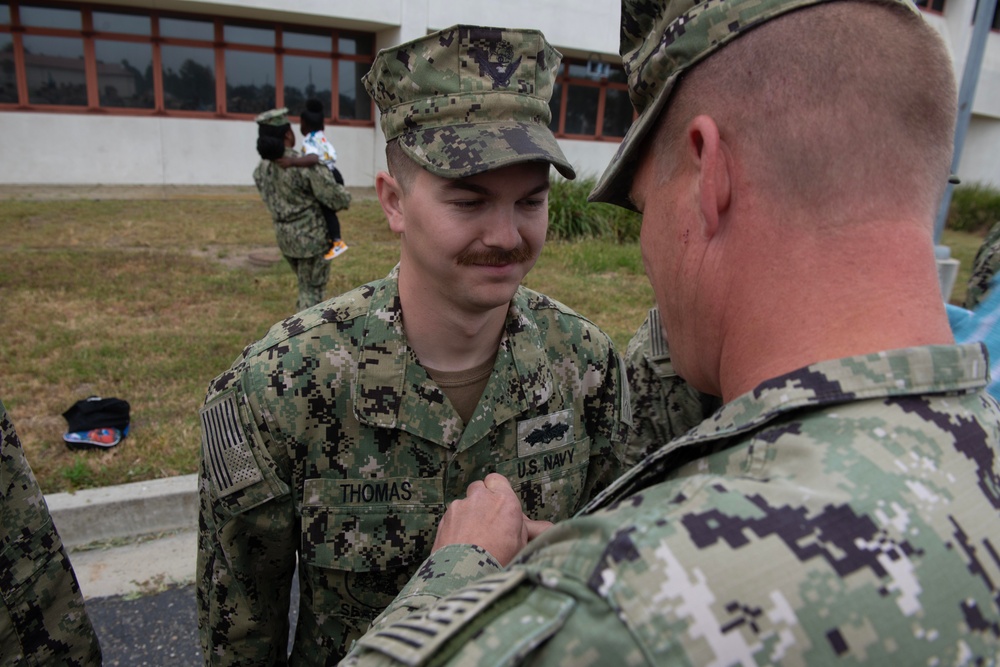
[200,392,263,497]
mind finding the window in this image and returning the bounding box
[914,0,946,14]
[0,1,375,124]
[550,57,634,141]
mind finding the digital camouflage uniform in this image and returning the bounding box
[197,270,629,664]
[253,107,352,311]
[342,0,1000,663]
[624,307,720,465]
[345,344,1000,665]
[0,400,101,665]
[964,220,1000,310]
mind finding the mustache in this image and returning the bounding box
[457,244,534,266]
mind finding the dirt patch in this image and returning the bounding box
[190,245,284,270]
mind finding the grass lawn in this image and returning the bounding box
[1,190,985,493]
[1,191,653,493]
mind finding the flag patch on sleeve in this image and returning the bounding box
[200,392,263,498]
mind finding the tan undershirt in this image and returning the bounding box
[423,355,496,425]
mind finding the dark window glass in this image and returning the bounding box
[23,35,86,105]
[160,17,213,40]
[225,50,274,113]
[224,24,273,46]
[338,59,370,120]
[161,44,215,111]
[914,0,945,12]
[93,11,149,35]
[607,64,628,85]
[995,2,1000,30]
[339,33,373,55]
[549,82,562,132]
[0,33,15,102]
[567,62,591,79]
[284,54,331,116]
[564,85,599,135]
[96,40,154,108]
[20,5,80,29]
[0,5,10,25]
[602,88,632,138]
[285,30,330,52]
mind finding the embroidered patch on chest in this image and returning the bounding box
[517,409,574,458]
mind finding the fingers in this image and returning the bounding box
[523,516,554,541]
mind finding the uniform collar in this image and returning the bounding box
[353,269,557,450]
[583,343,991,513]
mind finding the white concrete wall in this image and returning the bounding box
[0,112,374,186]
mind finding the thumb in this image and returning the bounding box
[523,516,554,541]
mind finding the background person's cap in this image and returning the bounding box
[363,24,576,180]
[255,107,290,127]
[589,0,920,210]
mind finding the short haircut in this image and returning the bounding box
[385,139,422,191]
[653,0,957,223]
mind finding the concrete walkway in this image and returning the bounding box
[47,474,199,599]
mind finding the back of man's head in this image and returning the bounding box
[592,0,957,225]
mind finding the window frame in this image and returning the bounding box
[0,0,375,125]
[550,56,635,142]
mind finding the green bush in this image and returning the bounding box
[947,182,1000,234]
[548,176,642,242]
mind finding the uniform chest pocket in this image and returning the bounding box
[299,477,445,628]
[494,436,591,523]
[300,476,444,573]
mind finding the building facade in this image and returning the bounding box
[0,0,998,189]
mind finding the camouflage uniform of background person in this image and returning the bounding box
[341,0,1000,664]
[0,400,102,665]
[964,220,1000,310]
[624,306,720,463]
[252,107,352,311]
[197,25,629,665]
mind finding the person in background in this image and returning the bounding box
[623,305,720,464]
[277,98,350,260]
[252,107,351,311]
[197,25,629,665]
[0,399,102,665]
[341,0,1000,663]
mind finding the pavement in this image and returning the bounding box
[47,474,200,600]
[47,475,204,663]
[47,474,301,664]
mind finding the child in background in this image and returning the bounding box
[279,98,348,259]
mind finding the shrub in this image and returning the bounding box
[548,176,642,242]
[947,182,1000,234]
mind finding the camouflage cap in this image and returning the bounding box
[590,0,919,209]
[363,25,576,180]
[255,107,290,127]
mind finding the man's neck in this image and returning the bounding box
[714,220,955,402]
[396,276,510,372]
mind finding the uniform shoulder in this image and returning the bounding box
[204,281,378,398]
[516,286,615,348]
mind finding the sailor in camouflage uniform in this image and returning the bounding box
[964,220,1000,310]
[1,400,101,665]
[197,25,629,665]
[342,1,1000,664]
[624,306,720,464]
[253,108,352,311]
